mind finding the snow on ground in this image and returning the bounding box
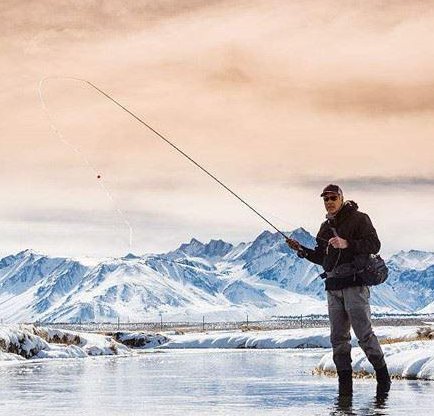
[37,327,131,357]
[0,325,132,361]
[158,328,331,349]
[2,324,434,380]
[110,331,168,348]
[317,340,434,380]
[157,326,422,349]
[0,350,26,363]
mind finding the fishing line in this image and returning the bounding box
[38,77,133,249]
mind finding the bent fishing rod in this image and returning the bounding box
[39,77,298,242]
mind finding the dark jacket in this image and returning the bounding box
[300,200,381,290]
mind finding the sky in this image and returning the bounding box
[0,0,433,258]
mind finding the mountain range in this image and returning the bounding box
[0,228,433,323]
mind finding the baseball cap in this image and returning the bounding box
[320,184,343,197]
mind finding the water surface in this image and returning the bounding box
[0,349,432,415]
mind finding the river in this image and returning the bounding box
[0,349,432,415]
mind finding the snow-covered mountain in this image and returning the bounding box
[379,251,434,312]
[0,230,433,323]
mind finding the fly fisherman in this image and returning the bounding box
[286,184,391,396]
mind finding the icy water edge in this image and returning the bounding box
[0,349,433,416]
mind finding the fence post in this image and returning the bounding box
[202,315,205,331]
[300,314,303,328]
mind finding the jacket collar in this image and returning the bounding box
[326,200,358,225]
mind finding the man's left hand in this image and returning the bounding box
[328,236,349,249]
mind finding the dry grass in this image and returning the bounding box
[0,338,7,352]
[109,342,118,354]
[313,367,407,380]
[380,327,434,345]
[33,327,82,346]
[240,324,262,332]
[416,327,434,339]
[380,336,416,345]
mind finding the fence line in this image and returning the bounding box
[29,314,433,333]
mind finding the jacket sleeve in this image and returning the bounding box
[299,234,327,266]
[347,213,381,254]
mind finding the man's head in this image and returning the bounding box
[320,184,344,215]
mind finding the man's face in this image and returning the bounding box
[323,192,343,215]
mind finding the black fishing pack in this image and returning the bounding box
[353,254,389,286]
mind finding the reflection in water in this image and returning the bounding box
[373,392,389,411]
[330,395,356,416]
[330,392,390,416]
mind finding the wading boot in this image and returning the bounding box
[337,370,353,396]
[375,365,391,395]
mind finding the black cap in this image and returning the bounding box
[320,184,343,197]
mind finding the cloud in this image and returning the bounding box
[1,205,212,228]
[0,0,237,41]
[3,208,129,226]
[313,81,434,115]
[293,175,434,189]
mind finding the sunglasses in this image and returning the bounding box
[323,195,339,202]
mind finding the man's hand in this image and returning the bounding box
[328,236,349,249]
[286,238,301,251]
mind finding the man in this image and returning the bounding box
[286,184,391,396]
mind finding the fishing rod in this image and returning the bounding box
[42,78,290,238]
[88,81,291,240]
[39,77,325,245]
